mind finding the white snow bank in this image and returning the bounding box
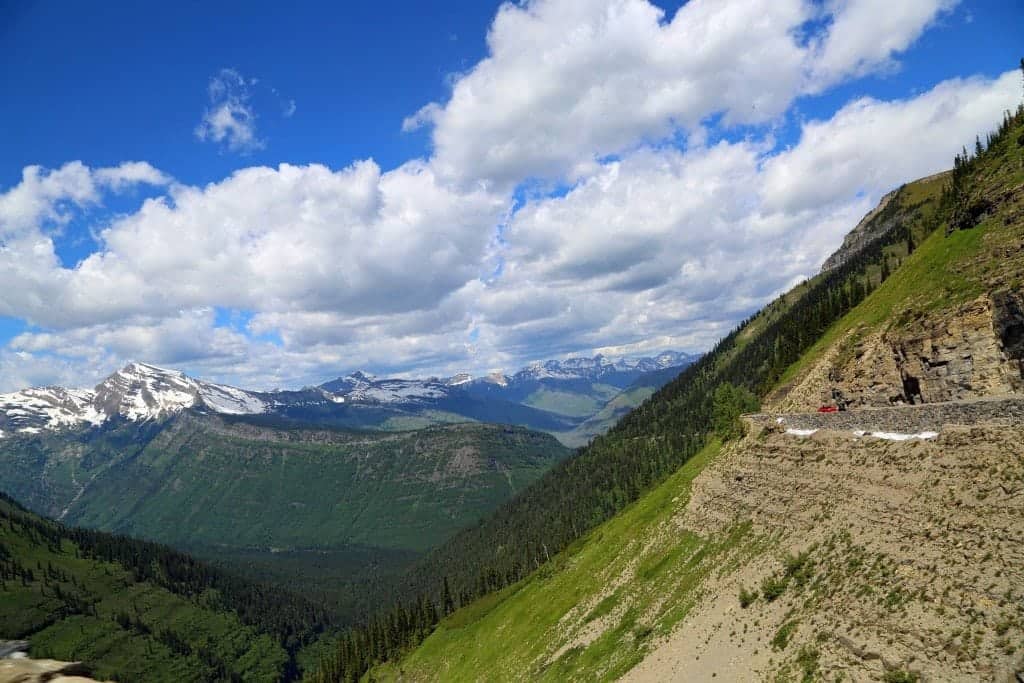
[785,428,818,437]
[853,430,939,441]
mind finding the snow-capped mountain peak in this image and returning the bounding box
[510,351,694,382]
[93,362,200,420]
[93,361,267,420]
[0,362,266,436]
[482,372,509,387]
[313,350,696,407]
[319,373,451,405]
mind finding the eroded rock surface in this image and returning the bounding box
[628,416,1024,682]
[777,292,1024,412]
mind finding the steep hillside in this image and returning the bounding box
[377,410,1024,681]
[0,493,330,682]
[363,161,952,617]
[332,105,1024,681]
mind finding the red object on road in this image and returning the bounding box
[817,405,839,413]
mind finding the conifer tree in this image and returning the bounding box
[442,576,455,616]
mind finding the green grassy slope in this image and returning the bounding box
[346,105,1024,683]
[0,417,569,556]
[0,493,325,682]
[367,441,753,682]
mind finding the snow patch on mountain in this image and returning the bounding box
[338,377,451,404]
[198,382,267,414]
[0,387,105,431]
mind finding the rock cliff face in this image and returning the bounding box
[819,187,900,273]
[777,291,1024,411]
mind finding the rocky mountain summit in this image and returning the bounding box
[819,172,949,273]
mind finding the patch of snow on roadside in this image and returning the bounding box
[785,428,818,437]
[853,430,939,441]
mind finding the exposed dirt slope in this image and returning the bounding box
[626,414,1024,682]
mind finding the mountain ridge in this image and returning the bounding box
[0,352,697,443]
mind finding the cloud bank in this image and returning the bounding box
[2,0,1018,391]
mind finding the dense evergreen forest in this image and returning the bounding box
[0,491,333,681]
[309,99,1024,683]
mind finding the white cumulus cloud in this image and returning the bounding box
[195,68,265,153]
[413,0,958,188]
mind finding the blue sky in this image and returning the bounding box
[0,0,1021,390]
[0,1,497,185]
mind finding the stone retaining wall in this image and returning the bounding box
[745,397,1024,432]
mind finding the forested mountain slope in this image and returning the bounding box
[0,415,567,620]
[312,104,1024,681]
[0,492,331,682]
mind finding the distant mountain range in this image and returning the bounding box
[0,351,698,445]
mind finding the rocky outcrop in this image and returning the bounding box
[819,171,949,274]
[0,657,106,683]
[777,291,1024,411]
[890,292,1024,403]
[820,187,900,273]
